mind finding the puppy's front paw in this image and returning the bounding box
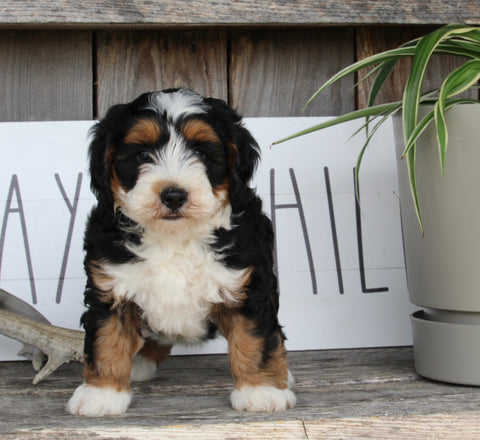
[67,384,131,417]
[230,385,297,412]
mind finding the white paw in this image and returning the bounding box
[230,385,297,412]
[67,384,131,417]
[130,354,157,382]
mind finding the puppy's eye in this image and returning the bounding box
[192,148,207,160]
[136,151,153,164]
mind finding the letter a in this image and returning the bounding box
[0,175,37,303]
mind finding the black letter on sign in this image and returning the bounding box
[324,167,344,294]
[0,175,37,303]
[354,168,389,293]
[55,173,83,304]
[270,168,317,294]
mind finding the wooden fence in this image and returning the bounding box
[1,1,479,122]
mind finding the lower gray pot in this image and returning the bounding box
[411,310,480,385]
[394,104,480,386]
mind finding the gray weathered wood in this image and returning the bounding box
[7,413,480,440]
[0,31,92,121]
[0,1,479,27]
[3,347,480,439]
[229,28,355,117]
[96,30,227,117]
[305,412,480,440]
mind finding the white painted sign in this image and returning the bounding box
[0,118,413,360]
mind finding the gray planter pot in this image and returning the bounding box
[393,104,480,385]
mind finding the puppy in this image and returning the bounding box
[67,89,296,416]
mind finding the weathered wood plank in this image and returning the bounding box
[0,31,92,121]
[7,421,308,440]
[305,412,480,440]
[3,347,480,439]
[229,28,355,117]
[1,1,479,27]
[8,413,480,440]
[96,30,227,117]
[356,26,479,107]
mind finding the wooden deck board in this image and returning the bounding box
[2,347,480,438]
[1,0,480,27]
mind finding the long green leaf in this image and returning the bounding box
[302,46,418,112]
[402,24,480,144]
[403,27,460,145]
[402,99,479,159]
[404,149,423,232]
[367,60,397,107]
[435,60,480,173]
[367,39,421,108]
[455,29,480,43]
[402,25,479,231]
[303,36,480,114]
[435,44,480,58]
[353,103,403,200]
[445,39,480,58]
[403,109,435,158]
[277,24,480,234]
[272,102,399,145]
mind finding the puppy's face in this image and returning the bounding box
[90,89,259,236]
[110,110,230,234]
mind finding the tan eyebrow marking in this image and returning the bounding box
[181,119,220,144]
[124,118,162,145]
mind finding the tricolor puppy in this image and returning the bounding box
[67,89,296,417]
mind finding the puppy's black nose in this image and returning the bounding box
[160,187,188,210]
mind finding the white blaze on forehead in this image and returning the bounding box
[152,131,203,180]
[147,89,208,121]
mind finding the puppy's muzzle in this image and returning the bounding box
[160,186,188,212]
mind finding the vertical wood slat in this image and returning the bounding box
[96,30,228,118]
[229,28,355,117]
[0,31,92,122]
[356,26,478,107]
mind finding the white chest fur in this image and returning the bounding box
[101,235,247,344]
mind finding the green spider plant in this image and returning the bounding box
[273,24,480,233]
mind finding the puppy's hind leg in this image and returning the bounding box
[130,340,172,382]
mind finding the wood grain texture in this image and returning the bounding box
[3,347,480,439]
[0,31,92,121]
[17,421,308,440]
[96,30,227,117]
[8,414,480,440]
[230,28,355,117]
[305,412,480,440]
[356,26,479,107]
[1,1,479,27]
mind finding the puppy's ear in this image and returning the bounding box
[88,104,128,206]
[205,97,260,186]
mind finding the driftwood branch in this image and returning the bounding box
[0,289,84,384]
